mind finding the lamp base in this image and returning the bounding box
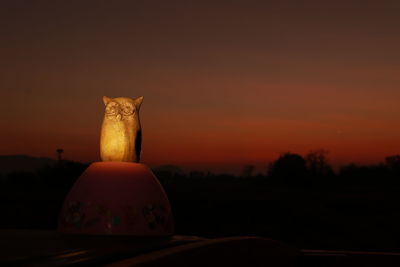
[58,162,174,236]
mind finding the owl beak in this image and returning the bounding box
[116,114,122,121]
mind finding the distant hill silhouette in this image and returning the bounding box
[0,155,57,174]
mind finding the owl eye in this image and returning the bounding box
[121,103,134,115]
[105,102,118,115]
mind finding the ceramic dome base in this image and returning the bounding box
[58,162,174,236]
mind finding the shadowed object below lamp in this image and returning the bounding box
[58,162,173,236]
[58,96,174,236]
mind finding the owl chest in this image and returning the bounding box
[100,120,135,161]
[102,121,134,142]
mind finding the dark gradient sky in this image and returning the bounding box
[1,1,399,173]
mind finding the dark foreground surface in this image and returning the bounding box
[0,229,299,266]
[301,249,400,267]
[2,229,400,266]
[2,159,400,266]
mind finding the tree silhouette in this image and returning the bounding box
[305,149,334,178]
[385,155,400,168]
[268,152,307,181]
[385,155,400,175]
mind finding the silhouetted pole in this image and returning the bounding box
[56,148,64,163]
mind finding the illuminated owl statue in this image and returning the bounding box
[100,96,144,162]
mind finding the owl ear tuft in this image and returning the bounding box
[134,96,144,109]
[103,96,112,106]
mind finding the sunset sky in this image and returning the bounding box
[1,1,399,173]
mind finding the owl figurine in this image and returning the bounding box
[100,96,143,162]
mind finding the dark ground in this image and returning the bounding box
[1,161,400,251]
[1,155,400,266]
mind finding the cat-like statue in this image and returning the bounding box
[100,96,143,162]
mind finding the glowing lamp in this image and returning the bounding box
[58,96,174,236]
